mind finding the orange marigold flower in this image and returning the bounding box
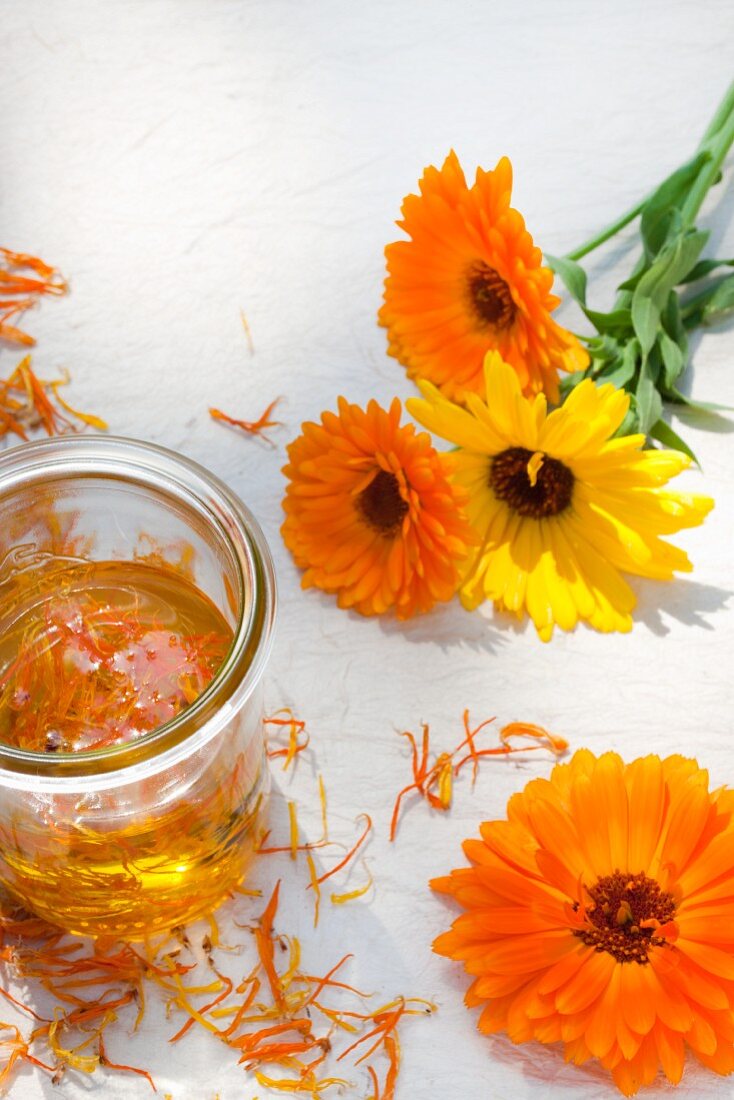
[379,151,588,403]
[281,397,474,618]
[432,750,734,1096]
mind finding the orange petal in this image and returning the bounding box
[473,861,561,908]
[676,910,734,944]
[592,753,629,871]
[610,1033,660,1096]
[524,788,587,876]
[584,963,622,1059]
[453,907,561,937]
[468,931,577,975]
[677,939,734,982]
[658,956,730,1011]
[480,819,543,879]
[678,830,734,898]
[555,950,615,1015]
[535,848,580,900]
[563,1035,594,1066]
[536,943,588,996]
[654,777,714,878]
[625,756,666,871]
[477,993,513,1035]
[686,1010,718,1056]
[616,1015,643,1062]
[470,971,530,999]
[569,772,613,878]
[655,1025,685,1085]
[695,1040,734,1076]
[637,955,693,1032]
[619,963,659,1035]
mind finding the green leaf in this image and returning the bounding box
[648,418,698,463]
[681,303,706,329]
[662,290,686,338]
[647,230,709,305]
[630,229,709,352]
[681,273,734,327]
[635,359,663,433]
[631,295,659,354]
[585,336,625,380]
[594,337,639,390]
[599,359,636,390]
[680,257,734,284]
[545,254,588,306]
[640,151,710,254]
[661,292,689,366]
[702,273,734,323]
[658,328,685,389]
[583,307,633,335]
[617,270,644,293]
[588,333,622,361]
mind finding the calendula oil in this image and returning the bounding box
[0,559,233,753]
[0,436,275,938]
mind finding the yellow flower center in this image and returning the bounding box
[489,447,574,518]
[357,470,408,536]
[465,261,516,330]
[573,871,677,965]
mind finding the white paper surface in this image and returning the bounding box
[2,2,734,1097]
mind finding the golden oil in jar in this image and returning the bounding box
[0,558,266,937]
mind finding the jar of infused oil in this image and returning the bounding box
[0,436,275,938]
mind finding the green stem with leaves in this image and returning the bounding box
[566,80,734,262]
[548,81,734,450]
[681,107,734,228]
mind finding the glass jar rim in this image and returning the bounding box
[0,435,276,791]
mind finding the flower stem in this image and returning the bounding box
[566,198,647,262]
[564,80,734,261]
[682,106,734,228]
[698,78,734,146]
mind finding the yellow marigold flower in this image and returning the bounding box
[379,151,588,404]
[280,397,475,619]
[407,353,713,641]
[432,750,734,1096]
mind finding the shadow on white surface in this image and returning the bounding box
[377,598,508,655]
[630,576,731,635]
[486,1030,721,1099]
[676,323,734,427]
[288,582,509,654]
[670,404,734,437]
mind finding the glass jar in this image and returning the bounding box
[0,435,275,938]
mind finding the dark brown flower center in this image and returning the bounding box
[573,871,677,965]
[466,260,517,329]
[357,470,408,536]
[489,447,574,518]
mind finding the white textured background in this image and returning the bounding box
[2,1,734,1097]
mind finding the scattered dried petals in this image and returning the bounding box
[331,862,373,906]
[0,248,66,347]
[209,398,282,441]
[265,710,310,771]
[0,356,105,440]
[309,815,372,889]
[390,712,568,840]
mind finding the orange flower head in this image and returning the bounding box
[281,397,474,619]
[432,750,734,1096]
[379,152,588,403]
